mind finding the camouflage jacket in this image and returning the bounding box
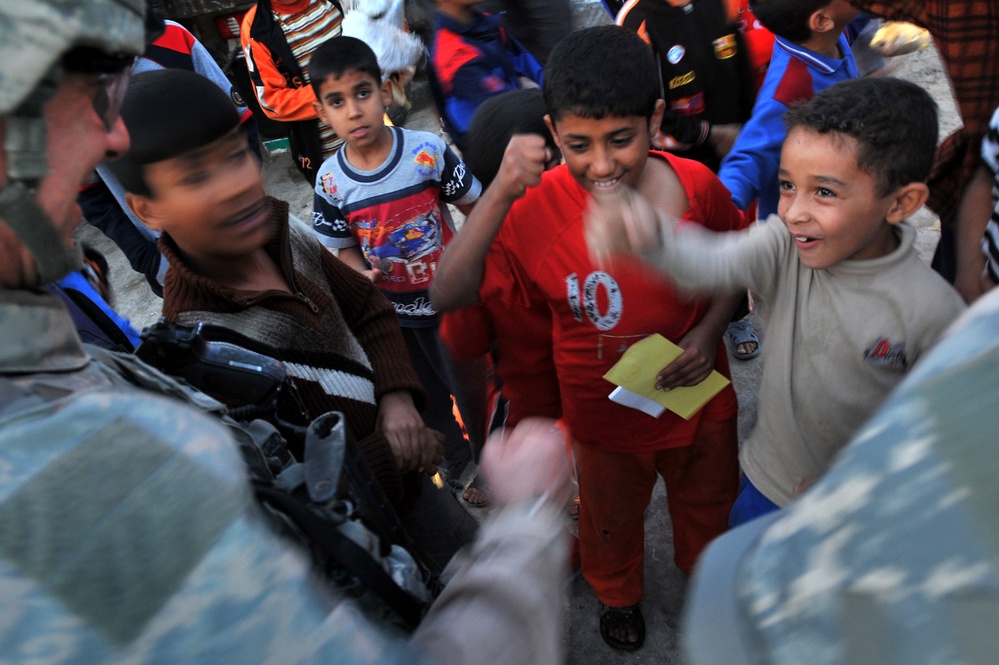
[0,289,430,662]
[0,289,567,664]
[684,290,999,664]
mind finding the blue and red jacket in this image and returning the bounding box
[142,20,252,124]
[428,10,544,151]
[719,33,858,218]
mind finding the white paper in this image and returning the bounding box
[608,386,666,419]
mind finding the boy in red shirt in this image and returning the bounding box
[431,25,744,651]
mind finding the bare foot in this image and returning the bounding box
[462,486,489,506]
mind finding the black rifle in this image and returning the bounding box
[136,319,441,629]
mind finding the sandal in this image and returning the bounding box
[725,319,761,361]
[599,602,645,651]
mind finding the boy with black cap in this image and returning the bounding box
[106,69,480,565]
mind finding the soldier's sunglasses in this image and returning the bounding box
[89,67,132,132]
[62,47,135,131]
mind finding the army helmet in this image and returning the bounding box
[0,0,155,115]
[0,0,158,285]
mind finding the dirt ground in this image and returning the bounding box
[74,4,962,661]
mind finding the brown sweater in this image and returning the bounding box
[159,197,427,509]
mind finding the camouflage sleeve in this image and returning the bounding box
[0,383,425,664]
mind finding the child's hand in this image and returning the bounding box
[493,133,551,202]
[417,428,445,474]
[362,256,383,284]
[377,390,442,472]
[585,186,665,268]
[656,326,717,391]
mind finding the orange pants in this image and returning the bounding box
[574,415,739,607]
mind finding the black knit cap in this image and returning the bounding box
[106,68,241,195]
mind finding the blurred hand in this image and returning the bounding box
[482,418,574,509]
[869,21,931,57]
[707,123,741,158]
[584,186,664,268]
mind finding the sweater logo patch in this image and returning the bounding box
[713,34,738,60]
[863,338,907,369]
[412,144,438,176]
[669,71,695,90]
[667,45,685,64]
[670,92,705,116]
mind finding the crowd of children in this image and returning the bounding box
[80,0,986,657]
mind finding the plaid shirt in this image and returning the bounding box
[850,1,999,227]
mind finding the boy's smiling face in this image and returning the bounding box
[777,127,907,270]
[313,69,393,154]
[128,129,271,266]
[545,106,662,196]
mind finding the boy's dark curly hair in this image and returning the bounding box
[783,77,938,196]
[543,25,659,122]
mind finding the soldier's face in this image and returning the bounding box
[0,71,130,287]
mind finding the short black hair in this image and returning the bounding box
[543,25,659,123]
[105,69,240,196]
[783,77,938,196]
[749,0,830,43]
[465,89,556,188]
[309,36,383,98]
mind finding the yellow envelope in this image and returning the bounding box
[603,334,730,420]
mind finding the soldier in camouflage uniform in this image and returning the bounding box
[684,292,999,664]
[0,2,573,662]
